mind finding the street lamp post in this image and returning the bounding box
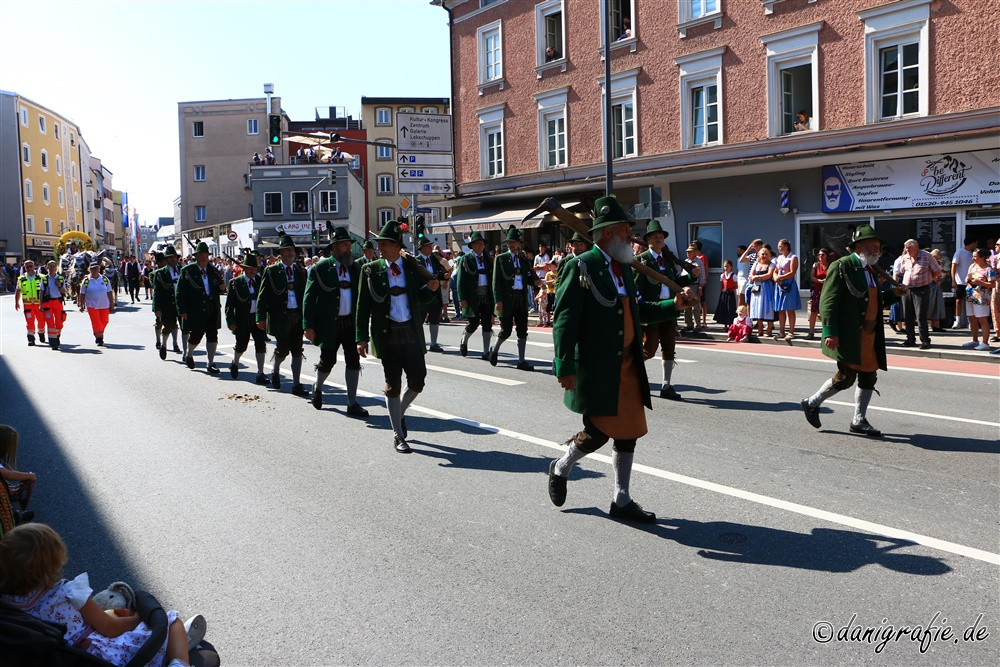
[602,0,614,197]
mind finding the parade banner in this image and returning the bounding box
[821,149,1000,212]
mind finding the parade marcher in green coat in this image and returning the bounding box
[555,232,592,292]
[547,196,690,523]
[455,231,494,360]
[801,224,908,437]
[489,226,543,370]
[356,220,441,453]
[257,234,308,396]
[303,227,368,416]
[633,219,698,401]
[359,240,378,265]
[175,242,226,374]
[150,252,167,353]
[414,233,451,353]
[225,251,268,384]
[152,245,183,360]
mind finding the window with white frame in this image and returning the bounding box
[535,87,569,169]
[599,0,634,46]
[535,0,565,66]
[74,192,80,211]
[481,0,501,6]
[859,0,930,123]
[22,143,30,165]
[247,118,259,135]
[264,192,282,215]
[24,180,32,202]
[40,150,48,170]
[378,174,394,195]
[195,206,207,223]
[422,107,439,114]
[38,115,46,134]
[20,107,28,126]
[378,208,394,225]
[376,108,391,125]
[60,220,66,233]
[377,143,393,160]
[44,218,52,234]
[676,48,724,149]
[54,123,59,139]
[26,215,34,233]
[193,121,204,137]
[763,23,821,137]
[478,21,503,87]
[600,69,639,159]
[291,192,310,213]
[194,165,206,181]
[58,188,64,207]
[55,155,62,175]
[319,191,338,214]
[71,163,77,180]
[678,0,721,37]
[477,104,505,178]
[43,184,50,204]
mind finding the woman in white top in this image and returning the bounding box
[772,239,801,340]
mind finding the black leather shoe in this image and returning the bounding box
[609,500,657,523]
[801,399,821,429]
[659,385,683,401]
[206,364,220,375]
[229,363,238,379]
[255,372,268,385]
[185,355,195,369]
[489,346,499,366]
[96,337,104,347]
[38,333,45,343]
[429,344,444,353]
[850,420,882,437]
[919,343,931,350]
[311,387,323,410]
[901,340,917,348]
[173,345,183,354]
[159,345,167,360]
[516,361,534,372]
[346,402,369,418]
[394,436,411,454]
[270,372,281,390]
[547,460,567,507]
[459,341,468,357]
[291,383,309,397]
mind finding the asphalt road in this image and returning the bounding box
[1,294,998,666]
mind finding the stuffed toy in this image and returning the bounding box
[92,581,136,615]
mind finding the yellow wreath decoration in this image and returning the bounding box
[55,231,95,256]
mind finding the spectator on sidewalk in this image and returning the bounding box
[683,244,707,332]
[951,237,976,328]
[713,259,737,328]
[899,239,942,349]
[807,248,831,339]
[748,246,775,338]
[962,248,995,351]
[773,239,801,340]
[928,249,947,332]
[739,239,763,306]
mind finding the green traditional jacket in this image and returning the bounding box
[256,262,306,335]
[633,249,696,323]
[456,251,493,317]
[302,257,361,346]
[356,258,437,358]
[820,253,900,370]
[224,273,261,331]
[175,263,224,332]
[492,251,538,315]
[151,265,180,318]
[553,245,678,416]
[414,251,449,305]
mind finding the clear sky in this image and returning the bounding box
[0,0,451,224]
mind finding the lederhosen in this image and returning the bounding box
[315,264,361,373]
[464,253,493,335]
[498,253,529,340]
[832,268,880,391]
[369,268,426,397]
[266,265,304,359]
[640,254,679,362]
[231,275,267,354]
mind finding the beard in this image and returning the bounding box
[603,234,636,265]
[334,249,354,266]
[855,251,871,266]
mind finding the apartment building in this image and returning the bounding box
[360,96,450,233]
[435,0,999,304]
[0,91,86,264]
[177,96,281,233]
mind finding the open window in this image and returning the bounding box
[762,22,821,136]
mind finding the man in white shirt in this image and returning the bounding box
[951,237,976,328]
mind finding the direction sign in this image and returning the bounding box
[398,153,454,167]
[399,167,454,181]
[398,181,454,195]
[396,113,453,152]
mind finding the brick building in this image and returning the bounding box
[433,0,999,305]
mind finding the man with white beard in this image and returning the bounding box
[801,225,908,437]
[547,196,689,523]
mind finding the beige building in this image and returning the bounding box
[360,97,450,232]
[177,96,281,233]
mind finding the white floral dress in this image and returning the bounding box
[3,572,178,666]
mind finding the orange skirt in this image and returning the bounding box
[589,298,648,440]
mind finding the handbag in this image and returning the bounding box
[750,283,761,294]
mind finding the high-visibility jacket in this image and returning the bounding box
[17,274,42,304]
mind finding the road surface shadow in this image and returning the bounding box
[668,384,727,395]
[0,356,145,590]
[101,343,145,350]
[362,413,491,438]
[684,397,806,413]
[52,344,101,355]
[562,509,950,575]
[876,432,997,454]
[411,441,604,478]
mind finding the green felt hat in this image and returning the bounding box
[374,219,407,244]
[163,245,178,258]
[278,234,297,251]
[239,251,262,270]
[416,233,434,248]
[849,224,882,248]
[194,241,211,255]
[590,195,633,232]
[643,218,669,240]
[570,232,591,245]
[362,240,375,251]
[330,226,352,244]
[503,226,522,243]
[467,231,486,245]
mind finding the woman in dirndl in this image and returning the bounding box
[773,239,801,340]
[748,247,775,337]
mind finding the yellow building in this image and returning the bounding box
[15,96,84,262]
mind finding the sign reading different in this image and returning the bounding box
[822,149,1000,213]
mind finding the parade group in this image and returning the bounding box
[10,195,965,522]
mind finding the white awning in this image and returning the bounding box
[431,202,582,234]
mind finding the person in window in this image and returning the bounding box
[616,17,631,41]
[794,110,813,132]
[545,46,560,62]
[252,152,262,166]
[265,148,275,165]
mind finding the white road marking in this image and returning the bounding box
[825,400,1000,428]
[201,351,1000,565]
[679,344,999,379]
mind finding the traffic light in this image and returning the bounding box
[414,215,426,237]
[268,114,282,145]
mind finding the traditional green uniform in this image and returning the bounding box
[455,231,494,359]
[151,246,183,359]
[414,233,449,352]
[225,251,268,383]
[175,242,226,373]
[257,235,308,393]
[489,226,539,370]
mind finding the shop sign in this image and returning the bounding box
[31,238,52,247]
[822,149,1000,212]
[274,222,313,236]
